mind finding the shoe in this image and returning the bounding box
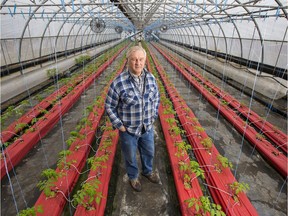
[142,171,160,184]
[129,178,142,192]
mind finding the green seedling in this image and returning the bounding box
[73,179,103,210]
[229,181,250,201]
[215,155,233,173]
[37,169,61,198]
[17,206,43,216]
[185,196,225,216]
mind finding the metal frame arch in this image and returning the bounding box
[210,2,244,60]
[39,1,77,63]
[183,20,211,57]
[73,18,94,50]
[204,2,244,59]
[64,13,86,57]
[95,31,104,43]
[159,5,214,58]
[70,4,127,52]
[100,32,108,43]
[183,26,199,62]
[158,31,166,41]
[89,29,101,47]
[171,26,191,46]
[73,7,112,52]
[159,20,207,55]
[158,3,219,57]
[79,20,93,51]
[195,5,228,59]
[181,28,190,45]
[55,2,115,57]
[235,0,264,64]
[53,0,82,55]
[182,4,214,53]
[186,24,201,49]
[37,1,127,64]
[63,8,109,56]
[182,3,244,60]
[171,28,182,44]
[224,15,243,59]
[180,27,192,46]
[18,0,49,68]
[76,23,118,50]
[82,26,117,48]
[275,0,288,19]
[0,0,9,10]
[159,2,243,60]
[183,27,195,49]
[98,33,104,43]
[190,20,208,53]
[171,29,178,43]
[83,26,94,48]
[53,5,88,57]
[153,6,205,49]
[86,27,94,46]
[8,0,285,69]
[177,20,207,52]
[106,28,118,41]
[166,28,175,43]
[177,28,187,45]
[87,28,93,46]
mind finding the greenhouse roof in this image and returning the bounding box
[1,0,287,34]
[1,0,287,70]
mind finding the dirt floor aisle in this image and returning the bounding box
[105,120,181,216]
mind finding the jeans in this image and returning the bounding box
[119,126,155,180]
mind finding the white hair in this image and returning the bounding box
[126,46,147,59]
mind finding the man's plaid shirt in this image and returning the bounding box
[105,69,160,136]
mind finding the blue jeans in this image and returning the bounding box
[119,127,155,180]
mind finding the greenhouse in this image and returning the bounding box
[1,0,287,215]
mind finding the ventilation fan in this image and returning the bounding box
[160,24,168,32]
[90,18,106,33]
[115,26,123,34]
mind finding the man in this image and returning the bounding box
[105,45,160,192]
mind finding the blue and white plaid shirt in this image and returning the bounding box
[105,69,160,136]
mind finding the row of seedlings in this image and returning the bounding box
[18,56,127,216]
[153,43,287,153]
[145,44,226,216]
[1,43,125,144]
[0,45,127,180]
[152,43,287,178]
[1,55,94,131]
[147,44,258,216]
[73,121,119,215]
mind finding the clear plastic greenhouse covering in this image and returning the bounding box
[1,1,288,216]
[0,0,287,73]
